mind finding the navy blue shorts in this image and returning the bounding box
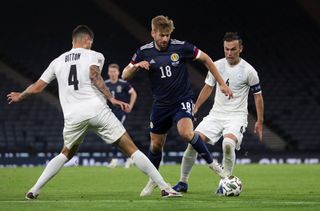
[150,98,194,134]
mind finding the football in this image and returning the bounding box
[216,175,243,196]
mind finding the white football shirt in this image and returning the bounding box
[40,48,106,124]
[206,58,260,119]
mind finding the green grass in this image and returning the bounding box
[0,165,320,210]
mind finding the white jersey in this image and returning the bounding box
[206,58,260,119]
[40,48,106,124]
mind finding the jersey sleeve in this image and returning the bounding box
[90,52,105,71]
[204,60,219,87]
[130,48,143,65]
[124,82,133,93]
[40,60,56,84]
[182,42,201,60]
[248,68,262,94]
[204,71,216,87]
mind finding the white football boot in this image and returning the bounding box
[140,179,158,197]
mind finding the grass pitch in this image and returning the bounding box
[0,164,319,211]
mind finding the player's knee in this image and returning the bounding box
[61,145,79,160]
[150,142,163,153]
[180,131,194,141]
[222,138,236,155]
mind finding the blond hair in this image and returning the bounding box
[151,15,175,33]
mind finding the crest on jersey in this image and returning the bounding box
[150,121,154,129]
[170,53,180,66]
[170,53,179,62]
[116,85,122,93]
[237,73,242,80]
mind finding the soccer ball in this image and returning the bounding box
[216,175,242,196]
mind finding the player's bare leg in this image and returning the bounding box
[25,145,79,200]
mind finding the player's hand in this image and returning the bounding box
[7,92,22,104]
[220,84,233,99]
[192,106,199,122]
[134,61,150,70]
[193,106,198,119]
[254,121,263,142]
[193,107,198,116]
[124,105,132,113]
[109,98,130,112]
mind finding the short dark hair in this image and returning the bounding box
[108,63,120,70]
[223,32,242,45]
[72,25,94,40]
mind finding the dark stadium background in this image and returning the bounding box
[1,0,319,167]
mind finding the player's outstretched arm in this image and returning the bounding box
[253,93,264,142]
[90,65,130,112]
[194,84,214,114]
[197,52,233,99]
[7,79,48,104]
[122,61,150,81]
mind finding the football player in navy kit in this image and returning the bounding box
[105,63,137,168]
[122,15,233,196]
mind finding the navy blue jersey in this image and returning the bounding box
[131,39,200,105]
[105,79,132,120]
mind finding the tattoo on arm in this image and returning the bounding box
[89,65,113,100]
[20,90,32,101]
[19,83,38,101]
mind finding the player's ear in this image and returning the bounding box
[239,45,243,53]
[151,30,155,39]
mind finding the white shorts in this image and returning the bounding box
[63,107,126,149]
[195,116,247,150]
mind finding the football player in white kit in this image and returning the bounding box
[7,25,181,199]
[173,32,264,193]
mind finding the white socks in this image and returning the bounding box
[179,138,236,181]
[180,144,197,183]
[222,138,236,176]
[131,150,169,190]
[30,153,68,194]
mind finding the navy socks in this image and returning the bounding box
[147,150,162,169]
[189,133,213,164]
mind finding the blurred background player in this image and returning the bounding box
[7,25,181,199]
[122,15,233,197]
[173,32,264,194]
[105,63,137,168]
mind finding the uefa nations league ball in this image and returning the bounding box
[217,175,243,196]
